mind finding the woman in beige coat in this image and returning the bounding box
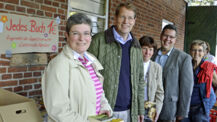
[42,13,112,122]
[139,36,164,122]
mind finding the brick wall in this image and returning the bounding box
[0,0,187,98]
[0,0,68,98]
[109,0,187,50]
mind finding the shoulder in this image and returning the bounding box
[93,31,104,38]
[48,52,69,67]
[150,61,162,71]
[172,48,191,59]
[92,31,105,40]
[86,52,103,70]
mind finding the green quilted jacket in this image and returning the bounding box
[88,26,145,122]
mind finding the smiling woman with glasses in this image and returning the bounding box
[181,40,217,122]
[41,13,112,122]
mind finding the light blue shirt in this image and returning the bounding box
[155,48,173,68]
[112,27,132,45]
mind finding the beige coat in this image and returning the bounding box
[147,61,164,114]
[42,45,112,122]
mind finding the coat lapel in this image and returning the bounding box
[163,48,177,76]
[147,61,154,99]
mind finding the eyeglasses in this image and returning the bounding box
[190,49,203,53]
[162,34,176,39]
[69,31,91,37]
[118,16,135,22]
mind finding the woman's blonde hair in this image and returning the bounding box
[190,40,207,53]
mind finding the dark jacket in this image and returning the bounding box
[88,26,145,122]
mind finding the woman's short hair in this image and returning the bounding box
[190,40,207,52]
[115,2,137,18]
[66,13,92,34]
[139,36,157,53]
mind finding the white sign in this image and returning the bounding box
[0,13,59,54]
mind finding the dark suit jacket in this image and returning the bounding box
[152,48,194,120]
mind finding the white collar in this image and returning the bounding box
[72,50,93,65]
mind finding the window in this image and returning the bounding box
[67,0,109,34]
[162,19,173,30]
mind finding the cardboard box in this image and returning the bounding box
[0,88,43,122]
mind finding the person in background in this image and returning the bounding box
[181,40,216,122]
[204,41,217,65]
[152,24,194,122]
[139,36,164,122]
[204,41,217,89]
[42,13,112,122]
[88,2,145,122]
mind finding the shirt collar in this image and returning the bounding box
[112,27,132,44]
[143,60,150,65]
[72,50,93,65]
[158,48,173,56]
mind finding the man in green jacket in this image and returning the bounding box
[88,2,145,122]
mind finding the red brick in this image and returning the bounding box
[4,88,13,92]
[0,68,6,73]
[29,66,45,71]
[59,37,65,42]
[0,3,3,8]
[2,74,12,80]
[54,13,60,18]
[24,85,32,90]
[60,26,65,31]
[33,72,41,76]
[27,8,35,14]
[60,4,67,9]
[34,84,41,89]
[3,0,19,4]
[24,72,32,77]
[16,6,26,12]
[44,0,52,5]
[29,90,42,96]
[59,31,64,36]
[41,5,56,13]
[1,54,10,60]
[53,2,59,7]
[17,92,27,96]
[0,80,18,87]
[14,86,23,92]
[5,4,15,11]
[19,78,38,85]
[37,10,44,16]
[55,0,65,3]
[58,43,62,48]
[21,0,39,9]
[60,15,65,19]
[45,12,53,17]
[13,73,23,79]
[8,67,27,72]
[58,9,64,14]
[0,10,8,13]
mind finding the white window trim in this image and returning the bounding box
[67,0,109,30]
